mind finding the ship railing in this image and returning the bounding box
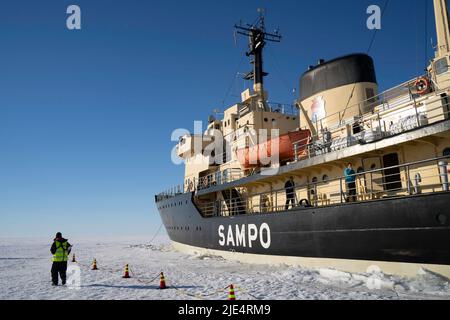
[156,76,450,201]
[203,84,445,193]
[266,101,299,117]
[196,155,450,217]
[238,101,299,118]
[302,75,430,132]
[292,82,450,162]
[156,168,247,202]
[190,169,245,192]
[155,184,185,202]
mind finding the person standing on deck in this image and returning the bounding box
[344,163,357,202]
[285,176,297,210]
[50,232,72,286]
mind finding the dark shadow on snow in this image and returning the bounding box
[0,257,46,260]
[85,284,200,290]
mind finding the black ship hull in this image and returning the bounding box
[156,192,450,268]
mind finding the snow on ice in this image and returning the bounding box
[0,235,449,300]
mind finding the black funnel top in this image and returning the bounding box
[299,54,377,101]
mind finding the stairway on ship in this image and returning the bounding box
[222,189,246,216]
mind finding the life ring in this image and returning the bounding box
[299,199,312,208]
[414,77,430,95]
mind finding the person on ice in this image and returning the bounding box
[50,232,72,286]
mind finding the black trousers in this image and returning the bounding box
[346,182,357,202]
[285,195,296,210]
[51,261,68,285]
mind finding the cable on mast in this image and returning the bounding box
[234,8,282,103]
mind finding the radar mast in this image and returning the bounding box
[234,9,282,109]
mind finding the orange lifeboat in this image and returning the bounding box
[236,130,311,169]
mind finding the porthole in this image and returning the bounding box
[322,175,329,182]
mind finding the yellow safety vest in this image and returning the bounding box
[52,241,69,262]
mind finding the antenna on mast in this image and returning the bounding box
[234,8,282,105]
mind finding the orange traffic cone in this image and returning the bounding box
[228,285,236,300]
[71,254,76,263]
[159,272,167,289]
[91,259,98,270]
[122,264,131,279]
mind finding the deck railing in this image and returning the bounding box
[195,155,450,217]
[292,93,450,162]
[292,75,449,159]
[156,76,450,202]
[238,101,299,118]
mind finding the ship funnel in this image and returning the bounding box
[430,0,450,90]
[433,0,450,58]
[299,54,378,130]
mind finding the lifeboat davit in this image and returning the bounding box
[236,130,311,169]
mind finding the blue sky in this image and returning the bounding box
[0,0,436,237]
